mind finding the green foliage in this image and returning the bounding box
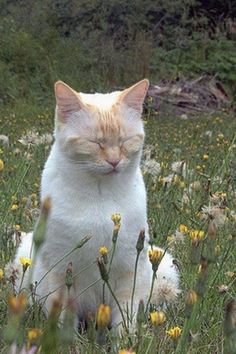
[0,0,236,106]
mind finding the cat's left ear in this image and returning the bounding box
[119,79,149,113]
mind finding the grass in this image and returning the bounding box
[0,104,236,353]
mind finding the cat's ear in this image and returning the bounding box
[119,79,149,113]
[54,81,84,119]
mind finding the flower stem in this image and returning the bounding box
[130,252,141,321]
[145,271,156,314]
[106,281,129,334]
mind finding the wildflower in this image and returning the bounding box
[65,262,73,290]
[111,213,121,243]
[186,289,198,306]
[189,230,205,244]
[0,268,4,280]
[148,248,164,271]
[179,224,188,233]
[0,159,4,172]
[166,326,182,339]
[142,159,161,177]
[150,311,166,326]
[14,224,21,231]
[111,213,121,224]
[99,246,108,256]
[202,154,209,160]
[27,328,42,342]
[154,280,180,303]
[96,304,111,328]
[19,257,32,272]
[0,134,9,147]
[8,292,27,314]
[119,350,136,354]
[171,161,186,176]
[11,204,18,211]
[201,204,226,224]
[99,246,108,264]
[136,229,145,252]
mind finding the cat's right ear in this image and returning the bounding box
[54,81,84,120]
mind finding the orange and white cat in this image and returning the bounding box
[12,79,179,327]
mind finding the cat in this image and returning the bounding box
[11,79,179,328]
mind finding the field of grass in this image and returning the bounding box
[0,105,236,353]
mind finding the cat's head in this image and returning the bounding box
[54,79,149,175]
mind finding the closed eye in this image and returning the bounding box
[88,140,104,149]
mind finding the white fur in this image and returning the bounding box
[12,87,179,327]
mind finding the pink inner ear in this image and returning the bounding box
[121,79,149,112]
[55,81,83,117]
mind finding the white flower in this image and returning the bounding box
[201,205,227,226]
[0,134,9,147]
[171,161,186,176]
[142,159,161,177]
[153,280,181,304]
[19,131,53,146]
[204,130,212,138]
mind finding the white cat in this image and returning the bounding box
[11,79,179,327]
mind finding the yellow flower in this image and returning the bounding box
[179,224,188,233]
[11,204,18,211]
[189,230,205,242]
[8,292,27,314]
[202,154,209,160]
[150,311,166,326]
[20,257,32,271]
[14,224,21,231]
[119,350,136,354]
[0,159,4,171]
[96,304,111,328]
[186,289,198,306]
[0,268,4,280]
[166,326,182,339]
[148,248,164,264]
[111,213,121,224]
[99,246,108,256]
[27,328,42,342]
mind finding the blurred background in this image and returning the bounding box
[0,0,236,107]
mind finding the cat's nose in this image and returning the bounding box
[106,159,120,168]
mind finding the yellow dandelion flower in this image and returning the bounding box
[149,248,163,263]
[0,159,4,172]
[150,311,166,326]
[0,268,4,280]
[195,165,202,172]
[179,224,188,233]
[186,289,198,306]
[11,204,18,211]
[8,292,27,314]
[99,246,108,256]
[111,213,121,224]
[14,224,21,231]
[166,326,182,339]
[189,230,205,242]
[119,350,136,354]
[148,248,164,271]
[27,328,42,342]
[96,304,111,328]
[20,257,32,271]
[202,154,209,161]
